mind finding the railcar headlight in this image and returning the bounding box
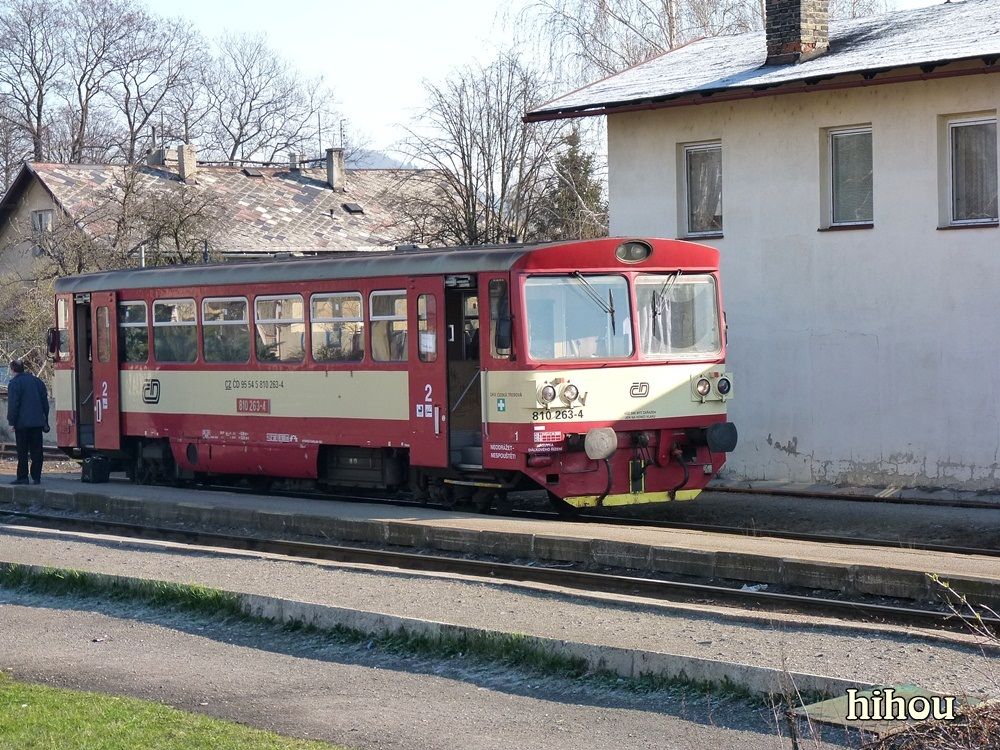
[716,377,732,396]
[538,384,557,403]
[561,384,579,403]
[695,378,712,397]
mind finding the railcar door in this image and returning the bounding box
[407,277,448,467]
[89,291,121,450]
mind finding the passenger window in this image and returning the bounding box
[417,294,436,362]
[255,295,305,363]
[56,298,70,359]
[153,299,197,363]
[370,290,407,362]
[96,306,111,363]
[203,297,250,363]
[462,295,479,360]
[488,279,511,359]
[311,292,364,363]
[118,301,148,363]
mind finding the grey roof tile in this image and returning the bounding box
[529,0,1000,118]
[27,162,438,254]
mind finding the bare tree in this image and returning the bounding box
[524,0,889,80]
[397,54,563,246]
[63,0,142,162]
[0,0,67,161]
[204,33,333,163]
[112,15,205,163]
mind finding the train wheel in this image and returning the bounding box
[547,492,581,518]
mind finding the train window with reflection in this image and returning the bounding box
[370,290,407,362]
[203,297,250,364]
[255,295,305,363]
[96,306,111,363]
[311,292,364,363]
[417,294,436,362]
[118,301,148,363]
[56,298,70,359]
[635,274,721,359]
[152,299,197,363]
[524,275,632,361]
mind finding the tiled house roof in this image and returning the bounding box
[9,162,438,254]
[526,0,1000,121]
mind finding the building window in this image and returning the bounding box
[203,297,250,363]
[829,127,873,225]
[31,209,53,234]
[254,295,305,363]
[370,290,407,362]
[311,292,364,363]
[118,301,148,363]
[948,117,998,224]
[683,142,722,236]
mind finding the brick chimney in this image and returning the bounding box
[765,0,829,66]
[177,143,197,181]
[326,147,346,191]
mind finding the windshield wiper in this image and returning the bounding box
[571,271,616,335]
[652,270,682,319]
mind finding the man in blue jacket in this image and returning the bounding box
[6,360,49,484]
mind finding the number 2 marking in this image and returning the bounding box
[424,384,433,403]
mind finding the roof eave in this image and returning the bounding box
[523,55,1000,123]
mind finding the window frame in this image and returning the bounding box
[369,289,408,363]
[681,141,723,238]
[118,300,149,364]
[202,296,251,364]
[152,297,198,364]
[30,209,53,234]
[827,125,874,227]
[947,115,999,226]
[253,293,306,364]
[309,291,365,364]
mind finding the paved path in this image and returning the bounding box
[0,596,851,750]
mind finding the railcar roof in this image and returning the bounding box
[53,243,549,293]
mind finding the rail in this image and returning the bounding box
[0,509,995,634]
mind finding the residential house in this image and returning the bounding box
[0,145,438,279]
[527,0,1000,490]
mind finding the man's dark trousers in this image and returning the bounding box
[14,426,43,482]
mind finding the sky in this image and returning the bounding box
[144,0,948,154]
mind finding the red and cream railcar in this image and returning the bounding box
[50,237,736,510]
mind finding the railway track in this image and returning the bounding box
[0,508,995,633]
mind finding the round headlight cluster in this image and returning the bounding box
[716,377,732,395]
[561,384,579,403]
[538,384,557,403]
[695,378,712,397]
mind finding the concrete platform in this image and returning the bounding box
[3,474,1000,609]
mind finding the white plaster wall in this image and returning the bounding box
[608,72,1000,489]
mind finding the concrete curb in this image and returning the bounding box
[0,559,875,700]
[4,484,999,610]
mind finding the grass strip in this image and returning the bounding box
[0,561,758,702]
[0,673,345,750]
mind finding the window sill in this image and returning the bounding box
[937,222,999,230]
[817,223,874,232]
[684,232,724,240]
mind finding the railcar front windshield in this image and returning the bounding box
[525,275,633,360]
[635,273,721,359]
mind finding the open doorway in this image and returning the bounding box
[73,295,95,447]
[445,285,482,468]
